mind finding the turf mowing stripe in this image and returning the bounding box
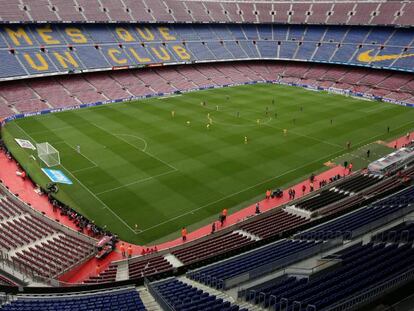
[196,102,344,150]
[134,148,343,235]
[54,141,99,167]
[5,83,413,244]
[95,169,177,195]
[114,134,148,152]
[91,122,178,172]
[13,122,139,235]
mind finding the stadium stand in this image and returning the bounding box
[0,1,414,310]
[148,278,247,311]
[1,61,414,122]
[84,166,414,285]
[372,221,414,244]
[238,209,309,239]
[296,186,414,241]
[0,184,96,280]
[171,231,253,265]
[0,275,17,287]
[0,1,413,26]
[0,287,146,311]
[0,24,414,82]
[128,256,173,280]
[240,240,414,310]
[187,239,331,290]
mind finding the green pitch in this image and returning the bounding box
[2,84,414,244]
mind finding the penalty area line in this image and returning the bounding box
[13,123,138,235]
[95,169,177,195]
[54,141,99,167]
[91,122,178,171]
[135,148,342,235]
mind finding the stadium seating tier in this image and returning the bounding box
[1,24,414,81]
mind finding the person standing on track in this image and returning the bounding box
[221,208,228,225]
[266,189,271,200]
[211,222,216,234]
[255,202,261,214]
[181,227,187,242]
[120,243,126,258]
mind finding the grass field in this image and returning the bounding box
[2,83,414,244]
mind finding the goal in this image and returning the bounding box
[36,142,60,167]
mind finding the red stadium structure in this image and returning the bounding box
[0,1,414,310]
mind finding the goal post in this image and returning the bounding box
[36,142,60,167]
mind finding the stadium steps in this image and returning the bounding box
[179,276,264,311]
[234,229,261,241]
[115,260,129,281]
[8,231,63,258]
[138,287,162,311]
[164,253,184,268]
[0,208,27,225]
[27,85,54,109]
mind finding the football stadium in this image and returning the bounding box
[0,1,414,311]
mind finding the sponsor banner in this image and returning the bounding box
[41,168,73,185]
[15,138,36,150]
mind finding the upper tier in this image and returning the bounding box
[0,24,413,80]
[2,0,414,26]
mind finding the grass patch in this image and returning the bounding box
[2,84,414,244]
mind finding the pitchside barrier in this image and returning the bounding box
[1,80,413,127]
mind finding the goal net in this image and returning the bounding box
[36,142,60,167]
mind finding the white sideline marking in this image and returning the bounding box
[135,149,342,235]
[72,166,98,173]
[353,119,414,147]
[54,141,99,167]
[328,120,414,163]
[200,104,343,149]
[30,125,74,135]
[264,122,343,149]
[91,122,178,171]
[159,94,182,99]
[96,169,176,195]
[13,123,138,235]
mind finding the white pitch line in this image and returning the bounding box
[13,123,138,235]
[96,169,176,195]
[72,165,98,173]
[200,103,343,149]
[353,119,414,148]
[135,148,343,235]
[159,94,182,99]
[114,133,148,152]
[91,122,178,171]
[54,141,99,167]
[30,125,77,135]
[264,122,344,149]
